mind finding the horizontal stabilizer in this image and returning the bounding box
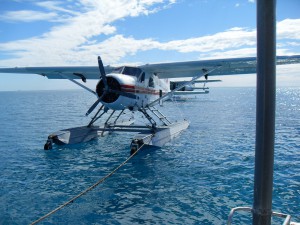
[193,87,209,90]
[194,79,222,83]
[173,91,209,95]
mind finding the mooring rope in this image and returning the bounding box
[30,135,153,225]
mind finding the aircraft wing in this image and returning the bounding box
[0,66,114,80]
[0,55,299,80]
[140,55,300,79]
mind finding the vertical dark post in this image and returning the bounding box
[253,0,276,224]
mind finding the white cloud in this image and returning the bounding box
[160,28,256,53]
[0,0,178,66]
[0,10,58,22]
[35,1,80,16]
[198,48,257,59]
[277,19,300,40]
[0,0,299,68]
[287,42,300,47]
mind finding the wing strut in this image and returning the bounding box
[147,66,221,107]
[59,73,96,96]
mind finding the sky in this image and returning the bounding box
[0,0,299,91]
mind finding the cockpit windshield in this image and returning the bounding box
[112,67,123,74]
[112,66,142,78]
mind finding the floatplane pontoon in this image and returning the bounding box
[44,104,189,154]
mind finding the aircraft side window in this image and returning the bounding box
[122,66,142,77]
[149,76,154,87]
[113,67,123,74]
[140,72,145,82]
[170,82,176,90]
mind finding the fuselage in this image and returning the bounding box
[96,66,170,110]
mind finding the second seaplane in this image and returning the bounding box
[1,55,300,152]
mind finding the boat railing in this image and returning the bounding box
[227,206,297,225]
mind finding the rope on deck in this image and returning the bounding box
[30,135,153,225]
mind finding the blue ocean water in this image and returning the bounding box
[0,88,299,224]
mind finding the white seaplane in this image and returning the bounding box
[1,55,300,152]
[168,79,222,101]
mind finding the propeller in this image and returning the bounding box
[98,56,108,96]
[86,98,101,116]
[86,56,136,116]
[86,56,108,116]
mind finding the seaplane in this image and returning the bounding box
[170,79,221,92]
[168,79,222,101]
[0,55,300,153]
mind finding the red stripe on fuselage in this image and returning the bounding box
[120,84,161,95]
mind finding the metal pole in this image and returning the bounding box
[253,0,276,224]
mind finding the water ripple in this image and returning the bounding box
[0,88,299,224]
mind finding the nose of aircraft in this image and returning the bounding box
[96,76,121,103]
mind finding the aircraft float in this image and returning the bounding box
[0,55,299,153]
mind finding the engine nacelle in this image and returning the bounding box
[96,74,137,110]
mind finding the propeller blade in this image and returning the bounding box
[98,56,108,89]
[86,98,102,116]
